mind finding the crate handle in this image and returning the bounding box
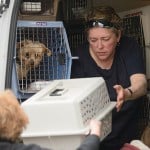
[49,88,68,96]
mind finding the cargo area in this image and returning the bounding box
[0,0,150,150]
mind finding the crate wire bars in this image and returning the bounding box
[13,20,72,100]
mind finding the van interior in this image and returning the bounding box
[0,0,149,143]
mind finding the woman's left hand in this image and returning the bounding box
[113,85,125,112]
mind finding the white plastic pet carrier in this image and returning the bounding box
[21,77,116,150]
[13,20,72,100]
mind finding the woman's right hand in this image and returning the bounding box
[113,84,126,112]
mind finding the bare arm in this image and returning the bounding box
[114,73,147,112]
[125,74,147,100]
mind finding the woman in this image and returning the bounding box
[71,6,147,150]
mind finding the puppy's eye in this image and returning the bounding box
[25,52,30,58]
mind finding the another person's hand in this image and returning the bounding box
[89,120,101,137]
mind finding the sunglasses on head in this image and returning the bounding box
[86,19,118,29]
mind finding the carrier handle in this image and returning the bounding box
[49,88,68,96]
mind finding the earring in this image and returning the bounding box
[117,42,120,47]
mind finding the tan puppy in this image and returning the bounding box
[16,40,52,79]
[0,90,29,142]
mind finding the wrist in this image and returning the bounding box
[124,88,133,100]
[90,129,101,137]
[127,88,133,96]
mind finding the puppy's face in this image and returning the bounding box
[17,40,51,68]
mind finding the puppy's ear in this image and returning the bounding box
[45,48,52,56]
[41,43,52,56]
[16,41,24,49]
[16,42,23,49]
[16,39,32,49]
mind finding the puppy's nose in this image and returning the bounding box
[30,60,35,65]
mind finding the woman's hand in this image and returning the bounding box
[113,85,125,112]
[113,74,147,112]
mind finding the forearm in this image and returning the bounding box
[124,74,147,100]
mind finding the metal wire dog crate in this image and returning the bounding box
[18,0,60,21]
[13,20,72,100]
[21,77,116,150]
[62,0,93,21]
